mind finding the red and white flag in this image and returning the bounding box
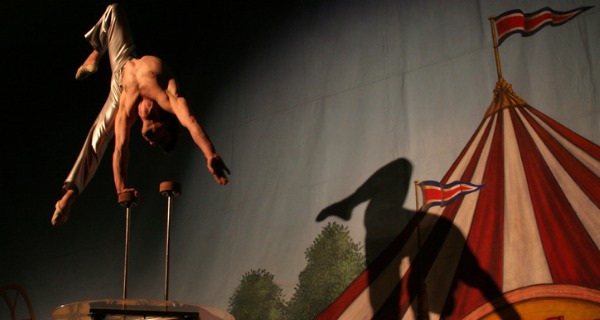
[417,180,483,211]
[494,6,593,46]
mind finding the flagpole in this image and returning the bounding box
[413,181,430,320]
[488,16,503,80]
[414,180,420,214]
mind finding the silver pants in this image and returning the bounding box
[63,3,137,193]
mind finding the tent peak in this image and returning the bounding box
[485,77,527,118]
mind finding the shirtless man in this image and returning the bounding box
[52,3,229,226]
[114,55,229,196]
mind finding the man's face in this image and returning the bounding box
[141,119,170,148]
[139,98,172,148]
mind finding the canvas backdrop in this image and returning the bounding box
[2,0,598,318]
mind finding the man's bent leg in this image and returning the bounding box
[66,2,134,193]
[83,3,137,73]
[55,3,137,226]
[76,3,137,79]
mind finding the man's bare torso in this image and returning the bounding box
[122,55,175,116]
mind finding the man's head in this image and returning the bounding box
[141,109,180,153]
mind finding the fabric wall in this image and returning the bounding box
[3,0,598,318]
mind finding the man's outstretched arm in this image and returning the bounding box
[165,79,230,185]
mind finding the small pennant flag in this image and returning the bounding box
[494,6,593,46]
[418,180,483,211]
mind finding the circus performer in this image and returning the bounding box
[52,3,229,226]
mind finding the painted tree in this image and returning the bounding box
[228,268,286,320]
[285,221,366,319]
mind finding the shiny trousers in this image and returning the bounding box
[63,3,137,194]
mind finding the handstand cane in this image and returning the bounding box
[159,181,181,301]
[118,191,138,300]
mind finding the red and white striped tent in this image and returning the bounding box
[316,78,600,319]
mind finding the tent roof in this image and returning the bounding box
[317,78,600,319]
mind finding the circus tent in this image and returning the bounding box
[315,76,600,319]
[315,6,600,319]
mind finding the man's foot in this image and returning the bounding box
[51,201,70,226]
[52,188,77,226]
[75,64,98,80]
[76,50,101,80]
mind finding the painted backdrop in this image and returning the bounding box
[2,0,598,318]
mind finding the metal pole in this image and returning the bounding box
[118,191,138,300]
[159,181,181,301]
[164,195,172,301]
[123,207,130,300]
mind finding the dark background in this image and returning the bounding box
[2,2,309,229]
[2,0,310,303]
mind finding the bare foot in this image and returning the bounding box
[52,189,77,226]
[75,64,98,80]
[75,50,100,80]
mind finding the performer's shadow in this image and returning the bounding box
[316,158,520,319]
